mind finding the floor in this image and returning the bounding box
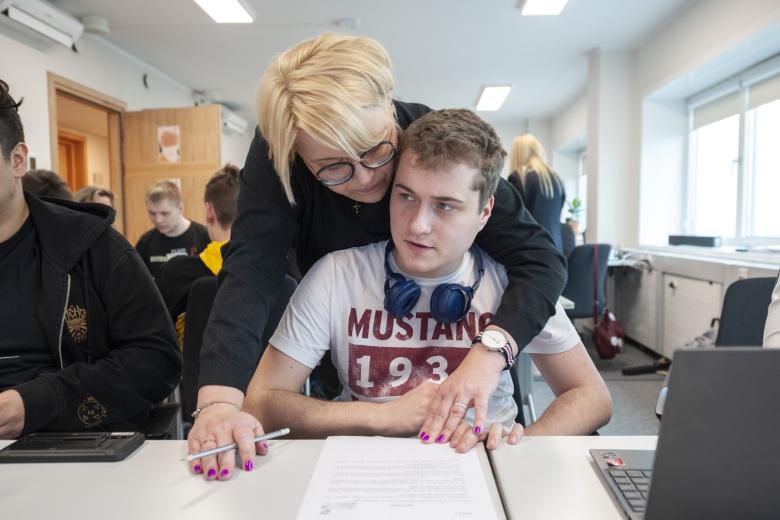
[528,336,666,436]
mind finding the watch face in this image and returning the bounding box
[481,330,506,350]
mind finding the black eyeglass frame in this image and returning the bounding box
[314,140,396,186]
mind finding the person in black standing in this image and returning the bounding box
[507,134,567,254]
[187,32,567,481]
[135,180,209,279]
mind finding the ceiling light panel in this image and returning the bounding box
[476,85,512,112]
[193,0,253,24]
[518,0,569,16]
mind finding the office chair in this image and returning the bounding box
[560,222,576,259]
[715,276,776,346]
[655,276,776,418]
[181,275,298,426]
[561,244,612,320]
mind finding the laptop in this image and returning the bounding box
[591,348,780,520]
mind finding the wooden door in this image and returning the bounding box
[122,105,222,244]
[57,131,87,192]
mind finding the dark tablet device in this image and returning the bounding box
[0,432,144,463]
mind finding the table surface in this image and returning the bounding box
[0,436,657,520]
[0,438,505,520]
[490,435,658,520]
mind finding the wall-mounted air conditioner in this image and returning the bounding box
[221,106,249,135]
[0,0,83,49]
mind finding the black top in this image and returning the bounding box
[199,100,567,392]
[135,222,210,279]
[12,193,181,434]
[508,170,566,254]
[0,217,57,388]
[157,254,212,322]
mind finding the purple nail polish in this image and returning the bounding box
[435,434,445,443]
[474,426,482,434]
[220,469,229,477]
[422,433,431,442]
[418,431,426,439]
[244,460,253,472]
[193,464,202,474]
[207,468,216,478]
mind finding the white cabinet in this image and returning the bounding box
[661,275,722,358]
[614,267,659,349]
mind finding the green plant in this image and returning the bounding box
[565,198,582,223]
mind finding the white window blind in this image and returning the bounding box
[748,72,780,110]
[691,92,741,130]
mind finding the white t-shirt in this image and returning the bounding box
[270,240,580,429]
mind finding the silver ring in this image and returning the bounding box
[452,402,468,411]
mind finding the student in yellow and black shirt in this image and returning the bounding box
[157,164,239,347]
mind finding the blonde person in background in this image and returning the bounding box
[507,134,566,254]
[187,32,566,481]
[74,185,114,208]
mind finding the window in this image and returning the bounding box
[687,56,780,243]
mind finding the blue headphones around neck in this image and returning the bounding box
[383,241,484,324]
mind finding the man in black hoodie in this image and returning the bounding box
[0,79,181,438]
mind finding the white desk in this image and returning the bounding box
[558,295,574,309]
[0,439,505,520]
[490,436,658,520]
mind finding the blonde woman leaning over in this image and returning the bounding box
[508,134,567,254]
[187,32,566,481]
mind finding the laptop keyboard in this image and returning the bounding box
[608,469,653,513]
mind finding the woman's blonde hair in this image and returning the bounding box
[509,134,559,198]
[256,32,395,204]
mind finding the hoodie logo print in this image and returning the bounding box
[65,305,87,344]
[78,397,107,427]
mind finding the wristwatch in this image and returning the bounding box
[473,330,515,371]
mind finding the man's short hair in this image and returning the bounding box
[398,109,506,209]
[204,163,240,228]
[75,185,115,204]
[22,169,73,200]
[146,179,181,205]
[0,79,24,161]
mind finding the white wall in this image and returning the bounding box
[551,92,587,154]
[586,49,637,247]
[638,99,688,246]
[220,128,255,170]
[0,29,194,169]
[636,0,780,98]
[492,120,526,178]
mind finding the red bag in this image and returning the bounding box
[591,245,624,359]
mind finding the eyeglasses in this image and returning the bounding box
[315,140,396,186]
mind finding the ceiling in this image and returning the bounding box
[53,0,691,125]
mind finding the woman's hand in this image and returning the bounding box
[186,404,269,481]
[418,345,504,444]
[449,420,524,453]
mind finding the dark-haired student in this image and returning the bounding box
[0,79,181,438]
[21,169,73,201]
[158,164,240,346]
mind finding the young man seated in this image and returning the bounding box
[157,164,240,345]
[195,109,611,480]
[0,79,181,438]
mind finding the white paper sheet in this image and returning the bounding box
[296,436,500,520]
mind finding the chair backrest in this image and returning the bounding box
[716,276,776,347]
[561,243,611,319]
[560,222,576,259]
[182,276,218,420]
[181,275,298,419]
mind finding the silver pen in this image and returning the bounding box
[182,427,291,462]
